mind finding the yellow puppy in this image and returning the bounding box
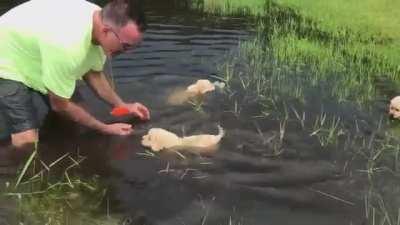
[389,96,400,119]
[141,126,224,154]
[167,79,216,105]
[186,79,215,95]
[141,128,182,152]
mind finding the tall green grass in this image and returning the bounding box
[194,0,400,102]
[199,0,400,41]
[219,34,400,225]
[275,0,400,40]
[194,0,266,16]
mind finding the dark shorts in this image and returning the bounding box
[0,78,49,137]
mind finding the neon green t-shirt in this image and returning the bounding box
[0,0,106,98]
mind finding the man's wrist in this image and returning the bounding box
[96,123,109,133]
[113,100,126,108]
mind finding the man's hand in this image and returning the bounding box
[122,102,150,121]
[83,71,150,121]
[48,91,134,136]
[101,123,133,136]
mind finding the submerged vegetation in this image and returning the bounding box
[193,0,400,224]
[2,148,111,225]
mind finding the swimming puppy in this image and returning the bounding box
[141,128,182,152]
[167,79,217,105]
[389,96,400,119]
[186,79,215,95]
[141,126,224,154]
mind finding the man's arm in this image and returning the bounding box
[83,70,125,107]
[84,70,150,120]
[48,91,133,135]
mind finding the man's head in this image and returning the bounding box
[94,0,146,56]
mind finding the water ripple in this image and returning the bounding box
[111,21,250,80]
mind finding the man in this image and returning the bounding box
[0,0,150,151]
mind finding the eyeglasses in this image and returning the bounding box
[108,28,136,52]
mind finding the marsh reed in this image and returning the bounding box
[3,147,108,225]
[194,0,400,224]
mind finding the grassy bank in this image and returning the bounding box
[201,0,400,39]
[274,0,400,40]
[194,0,400,105]
[194,0,266,15]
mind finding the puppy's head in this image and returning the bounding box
[141,128,181,151]
[389,96,400,119]
[186,79,215,95]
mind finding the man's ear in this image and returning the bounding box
[101,25,110,35]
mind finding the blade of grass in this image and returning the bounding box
[49,153,70,168]
[15,150,37,188]
[308,187,355,206]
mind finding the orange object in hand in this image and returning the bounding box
[111,106,130,117]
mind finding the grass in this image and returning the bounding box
[194,0,266,16]
[198,0,400,42]
[194,0,400,105]
[188,94,206,113]
[194,0,400,224]
[2,148,111,225]
[274,0,400,40]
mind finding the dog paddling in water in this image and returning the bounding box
[141,125,225,154]
[167,79,224,105]
[389,96,400,119]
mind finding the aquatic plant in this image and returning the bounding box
[194,0,400,224]
[188,96,205,112]
[196,0,400,106]
[3,148,109,225]
[192,0,266,16]
[358,122,400,225]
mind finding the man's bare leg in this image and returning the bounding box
[11,129,38,151]
[0,130,37,175]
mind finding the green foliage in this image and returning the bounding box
[196,0,400,106]
[4,151,108,225]
[196,0,400,224]
[274,0,400,40]
[193,0,267,16]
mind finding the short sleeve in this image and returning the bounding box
[88,45,106,72]
[40,41,77,99]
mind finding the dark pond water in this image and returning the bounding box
[0,1,367,224]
